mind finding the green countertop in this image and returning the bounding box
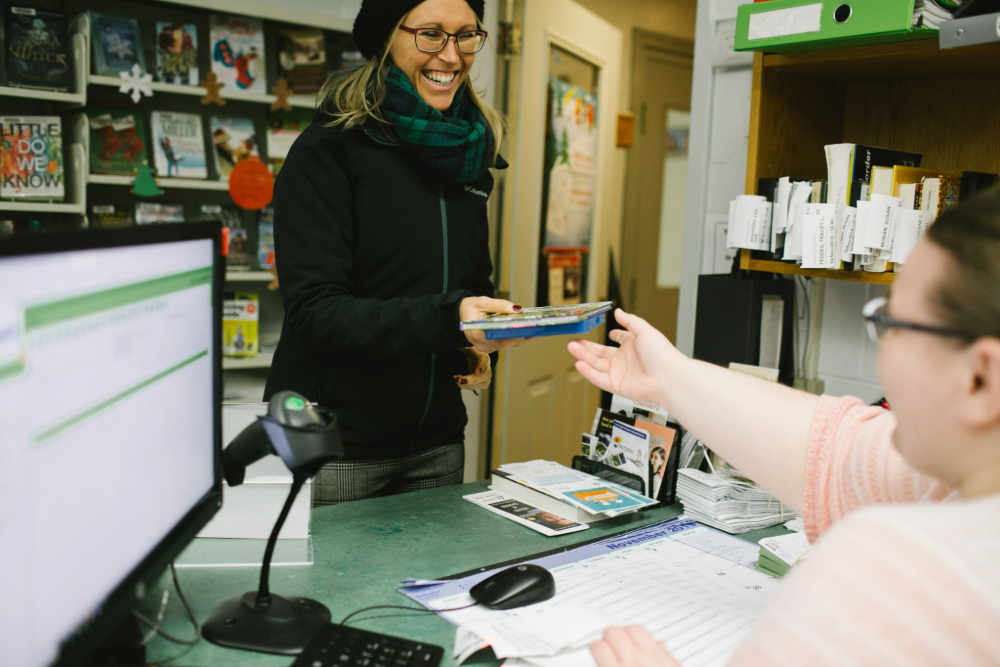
[145,481,791,667]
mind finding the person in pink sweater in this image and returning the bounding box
[569,188,1000,667]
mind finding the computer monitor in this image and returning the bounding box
[0,223,224,667]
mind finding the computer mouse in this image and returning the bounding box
[469,564,556,610]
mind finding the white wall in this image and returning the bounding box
[678,0,885,403]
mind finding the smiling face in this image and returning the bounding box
[388,0,478,112]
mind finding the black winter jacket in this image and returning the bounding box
[263,113,504,459]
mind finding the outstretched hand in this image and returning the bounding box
[567,309,678,408]
[590,626,680,667]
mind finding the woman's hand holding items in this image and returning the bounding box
[460,296,529,354]
[455,347,491,391]
[568,309,679,408]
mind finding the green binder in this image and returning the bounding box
[735,0,937,53]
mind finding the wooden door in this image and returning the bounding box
[620,30,693,342]
[489,0,623,468]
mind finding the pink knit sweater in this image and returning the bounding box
[730,395,1000,666]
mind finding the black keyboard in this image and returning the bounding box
[292,623,444,667]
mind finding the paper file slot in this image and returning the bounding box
[864,194,902,250]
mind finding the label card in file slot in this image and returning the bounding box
[800,204,838,269]
[839,205,857,263]
[893,209,932,265]
[747,3,822,41]
[864,194,902,251]
[728,195,771,250]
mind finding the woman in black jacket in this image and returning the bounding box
[264,0,524,503]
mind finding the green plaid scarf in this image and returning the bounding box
[382,64,494,184]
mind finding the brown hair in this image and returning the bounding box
[926,186,1000,341]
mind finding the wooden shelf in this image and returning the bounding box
[761,39,1000,82]
[88,75,316,108]
[743,40,1000,285]
[225,271,274,282]
[740,250,895,285]
[223,351,273,370]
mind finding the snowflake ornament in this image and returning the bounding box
[104,33,135,59]
[119,63,153,103]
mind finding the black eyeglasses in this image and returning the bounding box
[399,25,488,54]
[862,297,974,344]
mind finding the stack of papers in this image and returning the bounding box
[496,460,659,519]
[676,468,798,534]
[757,532,812,578]
[402,519,782,667]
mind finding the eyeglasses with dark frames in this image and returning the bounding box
[862,296,975,345]
[399,25,488,54]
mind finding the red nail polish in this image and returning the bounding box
[460,378,468,385]
[513,305,523,312]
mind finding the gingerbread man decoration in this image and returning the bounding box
[270,79,292,112]
[200,71,226,106]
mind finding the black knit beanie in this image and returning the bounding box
[353,0,486,60]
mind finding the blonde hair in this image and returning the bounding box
[318,17,506,164]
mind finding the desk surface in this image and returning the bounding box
[146,481,790,667]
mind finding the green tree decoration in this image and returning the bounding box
[131,165,162,197]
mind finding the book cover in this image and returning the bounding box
[90,12,146,75]
[209,115,259,179]
[463,490,588,537]
[135,202,184,224]
[209,15,265,94]
[266,108,312,175]
[155,22,198,85]
[849,145,922,183]
[91,204,134,227]
[258,208,275,269]
[0,116,63,200]
[5,6,70,91]
[461,301,612,331]
[151,111,207,179]
[938,175,961,213]
[87,107,148,175]
[222,293,258,356]
[278,29,327,94]
[195,204,252,269]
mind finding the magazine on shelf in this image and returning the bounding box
[266,108,312,175]
[151,111,208,179]
[258,208,275,269]
[210,116,259,179]
[209,15,266,94]
[0,116,64,200]
[90,12,145,76]
[135,202,184,224]
[463,490,589,537]
[4,5,70,91]
[155,22,198,85]
[277,29,327,94]
[86,106,148,175]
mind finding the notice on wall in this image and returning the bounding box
[544,78,597,250]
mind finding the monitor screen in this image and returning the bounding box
[0,228,221,667]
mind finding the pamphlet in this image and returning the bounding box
[460,301,612,331]
[496,460,657,518]
[463,490,588,537]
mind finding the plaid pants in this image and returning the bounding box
[311,443,465,506]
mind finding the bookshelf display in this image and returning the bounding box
[740,38,1000,284]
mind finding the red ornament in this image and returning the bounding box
[228,157,274,210]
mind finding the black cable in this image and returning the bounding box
[341,602,478,627]
[796,276,811,377]
[132,563,202,646]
